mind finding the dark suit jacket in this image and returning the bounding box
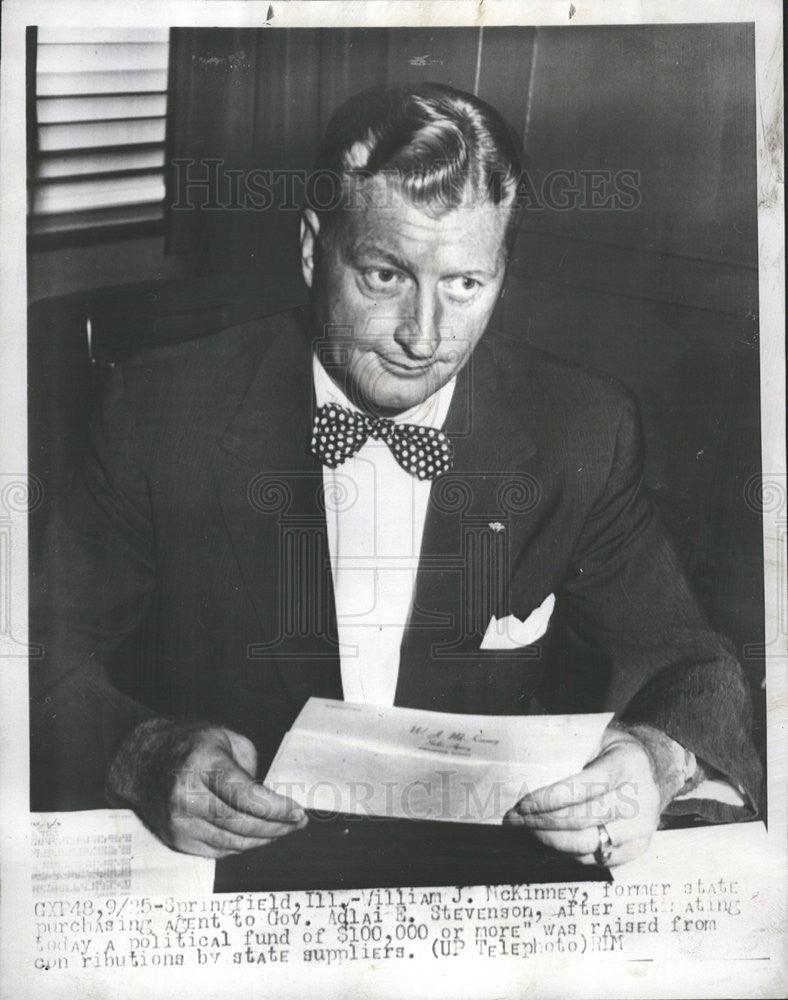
[30,309,762,816]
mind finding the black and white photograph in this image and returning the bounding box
[1,2,785,998]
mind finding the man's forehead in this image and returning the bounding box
[331,177,510,264]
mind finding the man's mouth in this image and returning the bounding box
[378,356,436,376]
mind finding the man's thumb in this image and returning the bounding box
[223,728,259,778]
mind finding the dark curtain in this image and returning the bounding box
[498,24,763,745]
[165,27,535,281]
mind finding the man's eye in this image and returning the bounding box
[445,276,481,299]
[363,268,402,291]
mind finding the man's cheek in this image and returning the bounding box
[355,312,402,348]
[340,288,391,340]
[441,318,476,365]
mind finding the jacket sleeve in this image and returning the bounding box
[30,365,161,810]
[559,387,763,822]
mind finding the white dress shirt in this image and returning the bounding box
[313,356,456,706]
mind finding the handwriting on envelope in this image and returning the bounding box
[265,698,613,824]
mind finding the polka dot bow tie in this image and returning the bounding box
[310,402,454,480]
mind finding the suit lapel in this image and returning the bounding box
[217,313,342,710]
[396,334,540,707]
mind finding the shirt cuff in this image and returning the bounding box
[673,776,747,807]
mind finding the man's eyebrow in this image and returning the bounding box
[350,243,500,278]
[350,243,411,271]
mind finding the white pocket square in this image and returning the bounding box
[480,593,556,651]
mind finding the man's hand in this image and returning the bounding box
[107,720,308,858]
[503,730,662,867]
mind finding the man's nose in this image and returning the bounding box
[393,291,442,360]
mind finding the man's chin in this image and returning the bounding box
[351,361,450,415]
[358,375,441,416]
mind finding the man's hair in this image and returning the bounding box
[313,82,525,252]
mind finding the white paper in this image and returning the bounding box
[614,820,773,884]
[29,810,215,899]
[265,698,613,824]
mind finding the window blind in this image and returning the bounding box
[29,27,170,239]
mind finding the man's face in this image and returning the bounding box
[301,177,510,414]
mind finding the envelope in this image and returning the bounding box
[480,592,555,650]
[265,697,614,824]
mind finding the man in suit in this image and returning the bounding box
[31,83,761,865]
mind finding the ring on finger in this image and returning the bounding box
[594,823,614,866]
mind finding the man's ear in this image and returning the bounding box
[300,208,321,289]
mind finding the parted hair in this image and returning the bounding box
[314,82,524,247]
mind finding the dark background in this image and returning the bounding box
[28,24,765,761]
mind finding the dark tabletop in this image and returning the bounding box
[215,812,610,892]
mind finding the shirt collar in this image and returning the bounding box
[312,354,456,431]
